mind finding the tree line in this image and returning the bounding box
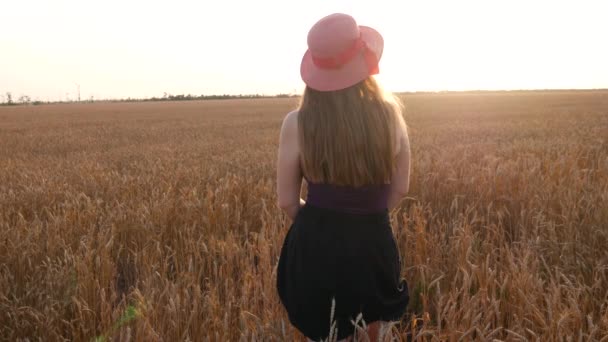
[0,92,39,106]
[0,91,299,106]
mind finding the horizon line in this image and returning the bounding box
[2,87,608,106]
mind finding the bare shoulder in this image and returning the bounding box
[280,110,299,135]
[282,110,299,127]
[394,112,408,154]
[397,113,408,138]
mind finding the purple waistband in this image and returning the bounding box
[305,181,390,214]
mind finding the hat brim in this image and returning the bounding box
[300,26,384,92]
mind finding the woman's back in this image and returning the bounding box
[298,77,401,188]
[277,82,411,340]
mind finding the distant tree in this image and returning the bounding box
[18,95,31,104]
[6,92,13,105]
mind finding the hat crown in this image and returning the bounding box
[307,13,360,59]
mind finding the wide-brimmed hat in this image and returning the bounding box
[300,13,384,92]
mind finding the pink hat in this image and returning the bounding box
[301,13,384,92]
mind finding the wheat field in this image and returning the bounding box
[1,91,607,341]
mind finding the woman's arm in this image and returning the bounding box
[277,110,305,220]
[387,115,411,210]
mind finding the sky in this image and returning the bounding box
[1,0,607,102]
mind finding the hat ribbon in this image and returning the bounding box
[311,35,379,74]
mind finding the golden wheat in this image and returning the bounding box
[1,92,607,341]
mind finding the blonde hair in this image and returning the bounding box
[298,76,404,187]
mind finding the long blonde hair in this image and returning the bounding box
[298,76,404,187]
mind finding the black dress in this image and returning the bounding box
[276,202,409,341]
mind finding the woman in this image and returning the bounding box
[276,13,411,342]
